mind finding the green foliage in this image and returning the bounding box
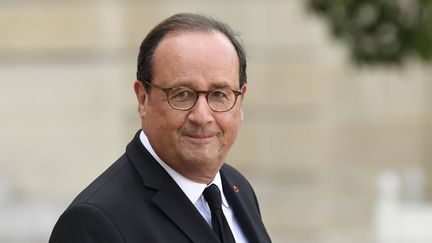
[308,0,432,64]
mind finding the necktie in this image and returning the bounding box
[203,184,236,243]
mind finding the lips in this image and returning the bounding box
[183,132,218,143]
[180,125,220,143]
[186,134,214,139]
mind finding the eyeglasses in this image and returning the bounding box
[144,81,242,112]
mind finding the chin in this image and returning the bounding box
[184,153,221,167]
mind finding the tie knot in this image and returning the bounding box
[203,184,222,211]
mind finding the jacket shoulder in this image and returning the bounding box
[49,202,125,243]
[70,154,134,205]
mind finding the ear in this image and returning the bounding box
[134,80,147,118]
[240,84,247,121]
[240,85,247,100]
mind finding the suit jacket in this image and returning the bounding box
[49,131,271,243]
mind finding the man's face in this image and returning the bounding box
[134,31,245,183]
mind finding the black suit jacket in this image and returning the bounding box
[49,131,271,243]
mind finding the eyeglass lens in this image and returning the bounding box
[168,87,237,111]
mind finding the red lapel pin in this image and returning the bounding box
[233,185,239,193]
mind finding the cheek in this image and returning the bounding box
[151,108,187,132]
[218,111,242,138]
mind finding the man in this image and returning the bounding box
[49,13,271,243]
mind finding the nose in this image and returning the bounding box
[187,95,214,125]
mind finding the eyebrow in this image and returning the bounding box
[169,81,237,90]
[209,83,234,89]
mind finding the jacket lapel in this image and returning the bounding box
[126,131,220,243]
[221,165,270,243]
[152,175,220,243]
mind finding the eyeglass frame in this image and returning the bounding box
[143,81,243,112]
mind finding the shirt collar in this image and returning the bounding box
[139,130,229,208]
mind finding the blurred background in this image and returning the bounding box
[1,0,432,243]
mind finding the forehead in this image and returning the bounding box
[152,31,240,88]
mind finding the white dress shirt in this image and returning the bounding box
[139,131,248,243]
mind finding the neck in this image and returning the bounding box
[171,163,220,184]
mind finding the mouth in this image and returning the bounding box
[184,133,217,144]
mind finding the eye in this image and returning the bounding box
[210,90,230,99]
[169,88,195,101]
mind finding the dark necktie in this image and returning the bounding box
[203,184,236,243]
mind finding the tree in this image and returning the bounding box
[308,0,432,64]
